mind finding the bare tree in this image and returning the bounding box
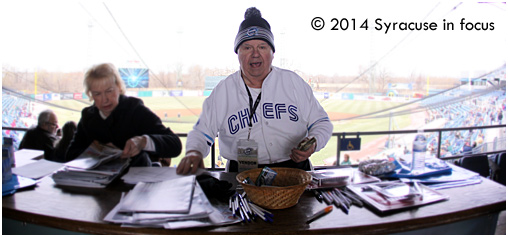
[376,67,391,93]
[188,65,205,90]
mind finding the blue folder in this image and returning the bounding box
[383,157,453,179]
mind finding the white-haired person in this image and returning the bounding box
[177,7,333,174]
[65,63,182,166]
[19,109,59,161]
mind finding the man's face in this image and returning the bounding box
[238,39,274,84]
[44,113,59,135]
[90,78,121,117]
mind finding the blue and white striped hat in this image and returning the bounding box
[234,7,275,54]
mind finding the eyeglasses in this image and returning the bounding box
[46,122,59,128]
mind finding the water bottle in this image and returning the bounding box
[412,131,427,174]
[3,148,12,183]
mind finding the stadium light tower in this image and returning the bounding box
[368,23,376,95]
[87,19,94,68]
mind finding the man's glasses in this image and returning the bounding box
[46,122,59,128]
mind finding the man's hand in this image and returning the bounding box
[177,151,205,174]
[121,136,147,158]
[290,137,316,163]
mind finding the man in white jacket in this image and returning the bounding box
[177,7,333,174]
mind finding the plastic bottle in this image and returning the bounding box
[412,130,427,174]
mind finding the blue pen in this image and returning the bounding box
[238,198,251,222]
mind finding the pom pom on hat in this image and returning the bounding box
[244,7,262,19]
[234,7,275,53]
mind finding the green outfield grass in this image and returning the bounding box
[49,96,412,167]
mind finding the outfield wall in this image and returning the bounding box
[29,89,415,103]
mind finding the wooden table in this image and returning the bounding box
[2,168,506,235]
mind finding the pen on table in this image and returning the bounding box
[319,190,333,205]
[238,198,251,222]
[238,194,252,221]
[234,195,248,222]
[250,204,272,222]
[312,189,323,202]
[235,196,241,218]
[249,201,273,216]
[328,190,342,208]
[333,188,352,208]
[248,202,273,222]
[239,194,252,214]
[306,205,333,224]
[238,205,246,222]
[342,190,364,207]
[330,190,349,214]
[231,196,237,217]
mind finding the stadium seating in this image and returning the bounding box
[458,154,491,177]
[489,152,506,185]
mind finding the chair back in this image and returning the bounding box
[458,154,490,177]
[495,152,506,185]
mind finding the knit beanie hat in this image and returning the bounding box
[234,7,275,54]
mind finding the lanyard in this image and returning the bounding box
[243,81,261,140]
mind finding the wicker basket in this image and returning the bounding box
[236,167,312,210]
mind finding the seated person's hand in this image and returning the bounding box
[121,136,147,158]
[290,137,316,163]
[177,151,204,175]
[159,158,172,167]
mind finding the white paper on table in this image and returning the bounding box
[121,167,208,184]
[119,175,195,213]
[133,182,213,223]
[12,159,63,179]
[14,149,44,162]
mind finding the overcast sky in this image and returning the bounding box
[1,0,506,78]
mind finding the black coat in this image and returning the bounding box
[19,126,58,161]
[65,95,182,162]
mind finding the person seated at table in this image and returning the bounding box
[19,109,59,161]
[177,7,333,174]
[65,63,182,166]
[54,121,77,162]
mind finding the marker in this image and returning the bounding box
[312,189,323,202]
[331,189,350,214]
[319,190,333,205]
[342,190,364,207]
[306,205,333,223]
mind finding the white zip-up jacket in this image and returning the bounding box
[186,66,333,164]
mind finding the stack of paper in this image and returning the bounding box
[51,144,129,188]
[121,166,209,184]
[104,175,241,229]
[52,157,130,188]
[308,167,354,189]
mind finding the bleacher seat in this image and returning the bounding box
[489,152,506,185]
[458,154,490,177]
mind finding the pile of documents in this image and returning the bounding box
[308,168,354,188]
[52,145,129,188]
[105,169,241,229]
